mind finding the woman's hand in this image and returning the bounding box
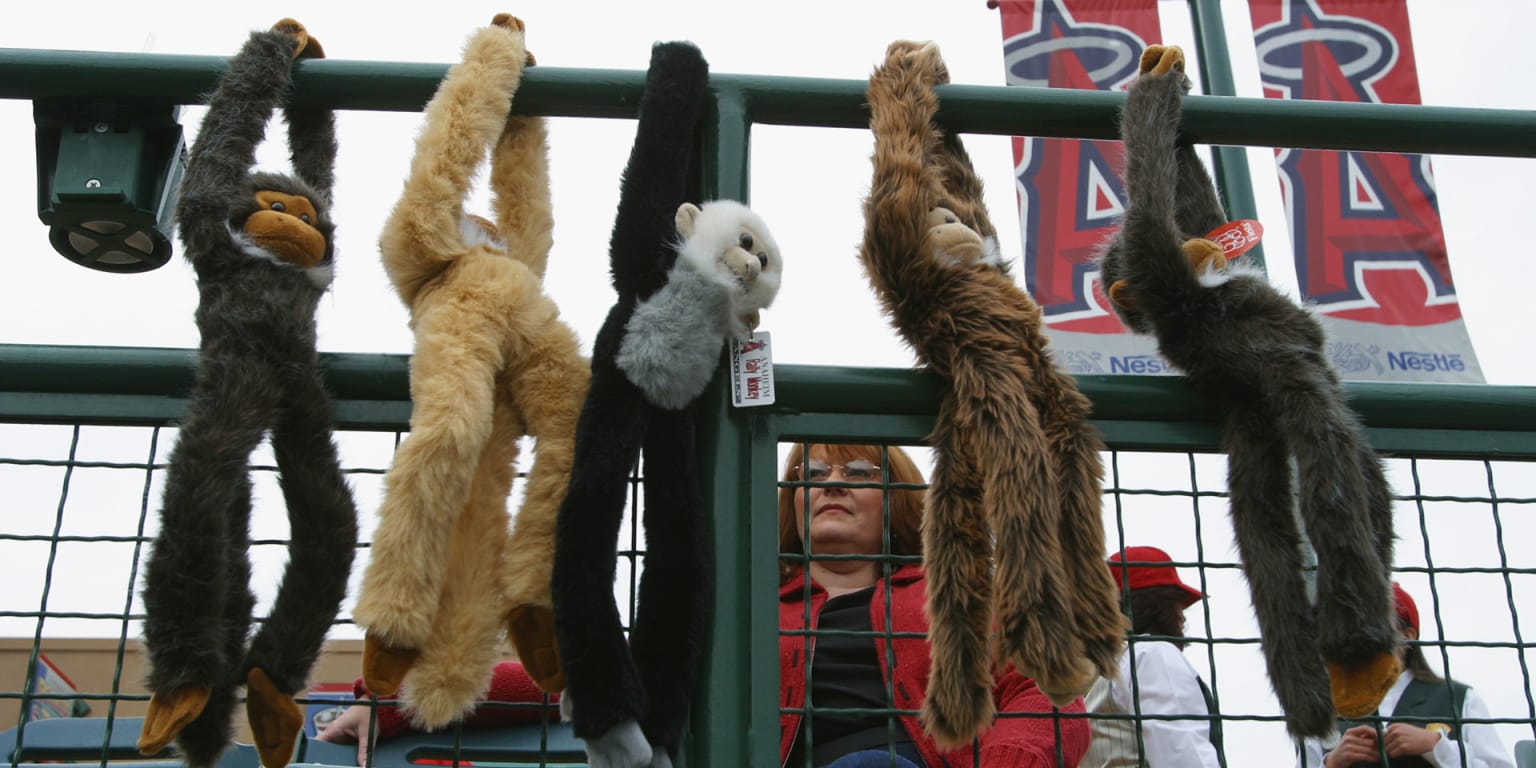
[1383,722,1442,757]
[1324,725,1380,768]
[315,704,376,766]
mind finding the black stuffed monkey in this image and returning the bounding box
[137,19,357,768]
[552,41,782,768]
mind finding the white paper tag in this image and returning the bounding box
[729,331,775,407]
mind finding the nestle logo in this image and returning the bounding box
[1110,354,1172,374]
[1387,351,1466,372]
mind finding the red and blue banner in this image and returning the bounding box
[1248,0,1483,381]
[994,0,1170,375]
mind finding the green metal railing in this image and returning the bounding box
[5,3,1536,762]
[3,345,1535,765]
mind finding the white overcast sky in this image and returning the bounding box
[2,1,1533,764]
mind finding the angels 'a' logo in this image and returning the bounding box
[1255,0,1462,326]
[1004,0,1146,333]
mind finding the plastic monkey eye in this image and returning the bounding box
[270,201,286,213]
[944,214,958,224]
[299,214,312,224]
[739,233,754,251]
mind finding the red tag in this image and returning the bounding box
[1203,219,1264,260]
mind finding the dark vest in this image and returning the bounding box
[1196,677,1227,768]
[1335,678,1469,768]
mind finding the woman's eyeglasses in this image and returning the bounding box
[795,459,882,482]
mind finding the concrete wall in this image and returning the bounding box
[0,638,373,742]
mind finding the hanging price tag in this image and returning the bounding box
[730,331,775,407]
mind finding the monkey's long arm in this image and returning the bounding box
[606,43,708,300]
[281,105,336,204]
[860,51,945,322]
[1111,65,1204,318]
[378,25,528,305]
[242,370,357,768]
[490,114,554,279]
[177,30,297,271]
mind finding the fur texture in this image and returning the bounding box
[552,42,780,768]
[350,15,589,728]
[138,20,357,768]
[616,200,781,409]
[1096,46,1399,738]
[860,41,1126,748]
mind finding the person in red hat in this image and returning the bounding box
[1079,546,1225,768]
[1304,583,1514,768]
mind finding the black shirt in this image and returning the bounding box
[801,586,920,767]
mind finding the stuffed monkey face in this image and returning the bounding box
[674,200,783,331]
[246,189,328,268]
[923,207,991,267]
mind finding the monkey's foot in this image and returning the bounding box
[1139,45,1185,77]
[246,668,303,768]
[137,685,212,755]
[1329,652,1402,718]
[1031,656,1098,708]
[507,604,563,693]
[363,633,420,697]
[1182,237,1229,275]
[922,673,995,750]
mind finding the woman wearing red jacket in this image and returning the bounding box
[778,442,1089,768]
[322,442,1088,767]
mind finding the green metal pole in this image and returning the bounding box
[1188,0,1268,272]
[689,84,777,767]
[4,345,1535,457]
[4,49,1536,156]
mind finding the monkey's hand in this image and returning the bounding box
[490,13,525,33]
[1138,45,1191,91]
[1107,279,1135,312]
[1181,237,1228,276]
[1139,45,1183,77]
[489,13,537,66]
[273,18,325,59]
[884,40,950,87]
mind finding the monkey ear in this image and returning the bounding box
[674,202,701,238]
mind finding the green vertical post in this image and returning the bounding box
[1188,0,1269,273]
[689,83,780,767]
